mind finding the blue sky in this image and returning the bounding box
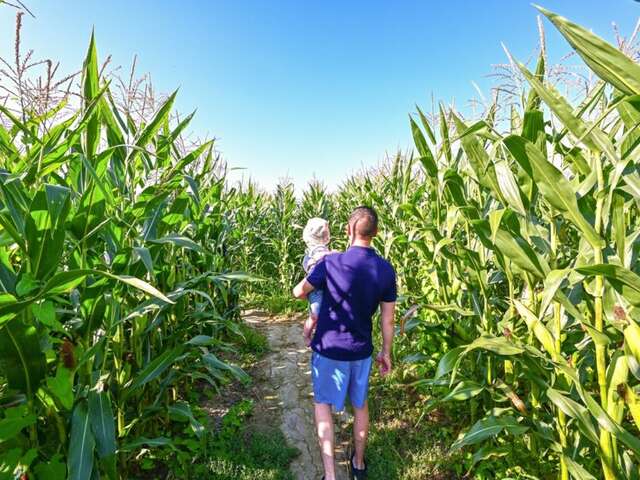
[1,1,638,191]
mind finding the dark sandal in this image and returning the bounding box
[350,451,367,479]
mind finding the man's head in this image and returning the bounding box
[347,206,378,245]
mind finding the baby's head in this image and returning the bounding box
[303,217,330,247]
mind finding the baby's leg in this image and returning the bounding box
[304,303,319,346]
[304,290,322,345]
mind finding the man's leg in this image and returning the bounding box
[315,402,336,480]
[348,356,373,471]
[352,401,368,469]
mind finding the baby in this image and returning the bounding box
[302,217,333,345]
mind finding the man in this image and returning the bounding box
[292,206,397,480]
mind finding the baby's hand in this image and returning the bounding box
[303,317,316,346]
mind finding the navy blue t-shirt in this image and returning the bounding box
[306,245,397,361]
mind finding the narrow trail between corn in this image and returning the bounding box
[246,311,350,480]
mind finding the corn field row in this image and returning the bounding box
[0,30,258,479]
[239,8,640,480]
[2,4,640,480]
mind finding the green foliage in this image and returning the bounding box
[398,8,640,479]
[0,33,252,478]
[233,7,640,479]
[169,400,297,480]
[4,4,639,479]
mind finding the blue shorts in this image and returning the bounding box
[311,352,372,411]
[308,289,323,317]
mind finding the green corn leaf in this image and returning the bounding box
[202,352,250,384]
[46,366,74,410]
[0,105,42,145]
[564,456,598,480]
[494,156,527,216]
[99,93,126,164]
[452,415,528,450]
[148,235,205,253]
[504,135,604,248]
[127,346,184,391]
[0,317,46,397]
[469,445,510,471]
[546,388,599,445]
[435,347,465,379]
[88,391,116,458]
[40,269,174,304]
[0,122,19,159]
[44,184,71,231]
[168,400,205,438]
[452,113,504,204]
[513,299,556,356]
[80,153,115,206]
[120,436,173,451]
[516,60,617,161]
[525,49,545,111]
[537,5,640,96]
[440,381,483,402]
[88,391,117,479]
[558,362,640,458]
[132,247,154,278]
[410,115,429,158]
[463,335,524,356]
[0,409,37,443]
[540,269,570,317]
[164,140,213,181]
[68,403,96,480]
[416,105,436,144]
[24,188,66,280]
[576,264,640,307]
[131,90,178,161]
[82,30,100,160]
[157,110,196,161]
[439,103,452,164]
[471,219,548,278]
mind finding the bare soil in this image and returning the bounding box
[245,311,351,480]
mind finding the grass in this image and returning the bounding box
[187,321,299,480]
[122,320,298,479]
[346,373,465,480]
[204,402,299,480]
[244,291,306,316]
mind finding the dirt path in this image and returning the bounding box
[246,312,351,480]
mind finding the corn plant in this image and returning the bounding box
[0,33,249,479]
[234,6,640,478]
[403,7,640,478]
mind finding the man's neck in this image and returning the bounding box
[350,239,372,248]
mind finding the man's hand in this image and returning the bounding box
[376,351,392,376]
[378,301,395,377]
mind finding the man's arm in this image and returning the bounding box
[376,301,395,376]
[294,258,326,300]
[292,278,315,300]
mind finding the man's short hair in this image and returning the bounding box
[349,206,378,239]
